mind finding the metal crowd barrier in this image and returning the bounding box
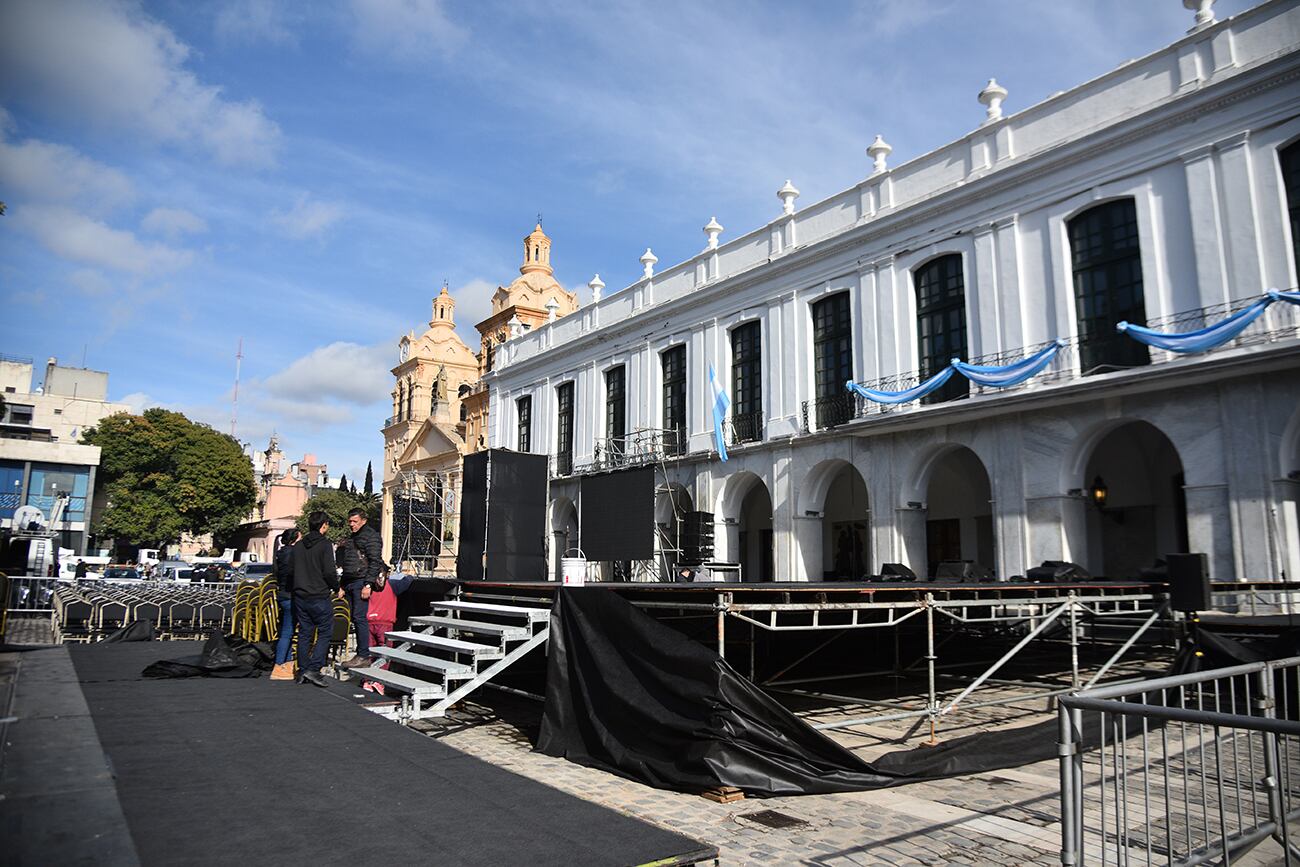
[1059,656,1300,865]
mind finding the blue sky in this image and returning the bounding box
[0,0,1255,481]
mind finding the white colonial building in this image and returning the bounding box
[486,0,1300,585]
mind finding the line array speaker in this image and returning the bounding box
[1167,552,1211,612]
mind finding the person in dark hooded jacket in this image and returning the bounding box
[292,512,338,687]
[269,528,300,681]
[337,507,383,668]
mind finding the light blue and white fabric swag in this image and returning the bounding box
[846,340,1065,404]
[1117,289,1300,353]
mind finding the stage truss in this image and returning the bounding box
[391,469,458,575]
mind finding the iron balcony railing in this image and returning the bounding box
[801,291,1300,433]
[727,411,764,446]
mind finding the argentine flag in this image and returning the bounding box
[708,364,730,462]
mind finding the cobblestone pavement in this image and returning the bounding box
[412,690,1069,866]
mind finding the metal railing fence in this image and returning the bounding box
[1059,656,1300,866]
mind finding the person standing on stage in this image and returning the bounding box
[338,507,383,668]
[292,511,339,688]
[269,527,300,681]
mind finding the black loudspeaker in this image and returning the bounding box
[880,563,917,581]
[1026,560,1091,583]
[456,450,548,581]
[679,511,715,564]
[934,561,996,582]
[1168,552,1211,612]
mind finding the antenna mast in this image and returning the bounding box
[231,338,243,438]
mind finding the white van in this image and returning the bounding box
[59,555,112,579]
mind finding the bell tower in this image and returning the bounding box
[520,222,553,276]
[431,281,456,327]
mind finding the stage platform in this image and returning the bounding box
[0,642,715,867]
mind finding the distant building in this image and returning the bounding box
[0,355,130,555]
[487,1,1300,585]
[228,435,329,561]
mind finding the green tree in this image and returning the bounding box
[82,409,256,548]
[297,488,379,543]
[337,473,348,492]
[363,461,374,496]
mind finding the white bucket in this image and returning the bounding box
[561,557,587,586]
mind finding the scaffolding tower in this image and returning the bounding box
[390,469,458,576]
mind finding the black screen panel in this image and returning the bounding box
[456,451,489,581]
[580,467,654,561]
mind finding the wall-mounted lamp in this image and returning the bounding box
[1089,475,1108,510]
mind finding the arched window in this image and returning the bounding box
[605,366,626,458]
[1282,140,1300,277]
[395,382,405,421]
[661,346,686,455]
[811,292,853,427]
[1068,199,1149,374]
[914,254,969,404]
[404,378,414,420]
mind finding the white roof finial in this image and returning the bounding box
[978,79,1008,123]
[588,273,605,302]
[703,217,723,250]
[1183,0,1216,31]
[640,248,658,280]
[507,314,523,339]
[777,180,800,215]
[545,297,560,323]
[867,135,892,174]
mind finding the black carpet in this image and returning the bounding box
[3,642,713,867]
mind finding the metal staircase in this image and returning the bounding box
[347,598,550,723]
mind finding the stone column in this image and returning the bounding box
[1184,483,1234,582]
[1025,494,1088,570]
[895,507,928,578]
[791,514,822,582]
[1275,479,1300,584]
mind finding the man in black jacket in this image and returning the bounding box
[338,507,383,667]
[292,511,338,687]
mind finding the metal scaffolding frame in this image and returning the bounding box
[391,468,458,575]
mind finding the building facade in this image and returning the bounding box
[229,435,329,561]
[0,356,129,555]
[487,0,1300,585]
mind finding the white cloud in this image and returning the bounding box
[0,0,280,166]
[271,194,344,240]
[214,0,298,46]
[142,207,208,238]
[69,268,115,296]
[349,0,465,61]
[259,341,392,406]
[0,134,135,213]
[117,392,159,415]
[13,205,194,275]
[10,288,47,307]
[449,278,495,346]
[253,397,355,427]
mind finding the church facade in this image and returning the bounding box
[382,225,578,572]
[486,0,1300,585]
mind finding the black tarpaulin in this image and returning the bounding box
[141,630,273,678]
[538,589,914,795]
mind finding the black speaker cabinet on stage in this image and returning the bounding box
[456,449,548,582]
[881,562,917,581]
[679,510,715,564]
[1027,560,1091,583]
[579,467,655,561]
[1168,552,1211,612]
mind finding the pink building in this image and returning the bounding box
[230,435,329,561]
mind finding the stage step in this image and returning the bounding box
[369,646,474,678]
[386,630,503,658]
[347,666,445,698]
[429,600,550,621]
[408,615,530,639]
